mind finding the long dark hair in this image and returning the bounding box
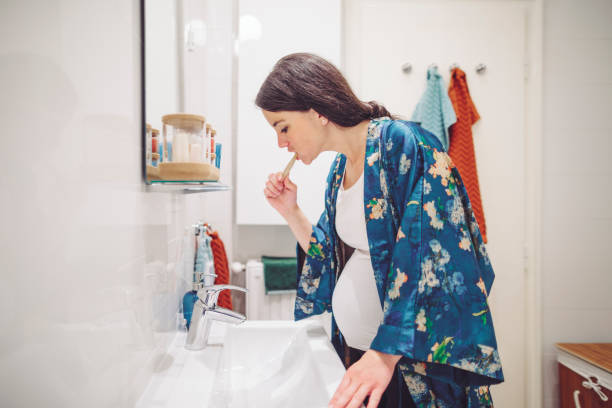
[255,53,393,127]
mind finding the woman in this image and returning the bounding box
[258,53,503,408]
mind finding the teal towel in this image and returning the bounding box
[262,256,297,294]
[411,66,457,150]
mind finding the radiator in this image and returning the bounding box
[244,259,296,320]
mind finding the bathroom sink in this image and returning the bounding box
[207,320,346,408]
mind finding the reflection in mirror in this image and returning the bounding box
[143,0,221,184]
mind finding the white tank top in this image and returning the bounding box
[332,168,384,351]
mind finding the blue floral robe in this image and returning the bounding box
[295,118,504,407]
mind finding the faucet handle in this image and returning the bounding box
[199,284,248,308]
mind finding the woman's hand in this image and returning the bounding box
[328,349,401,408]
[264,172,298,218]
[263,172,312,252]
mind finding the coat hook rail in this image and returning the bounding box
[401,62,487,74]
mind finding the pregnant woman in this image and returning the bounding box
[259,53,504,408]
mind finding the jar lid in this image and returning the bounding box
[162,113,206,130]
[211,129,216,136]
[146,123,152,131]
[206,124,212,130]
[151,128,159,136]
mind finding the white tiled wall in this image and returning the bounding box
[2,0,611,406]
[541,0,612,406]
[0,0,232,406]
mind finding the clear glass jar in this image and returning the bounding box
[161,114,206,163]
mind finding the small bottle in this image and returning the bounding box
[151,128,160,166]
[215,143,222,168]
[182,280,202,330]
[183,228,215,328]
[210,129,216,166]
[145,123,152,166]
[205,124,212,162]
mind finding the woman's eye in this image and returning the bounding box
[281,126,288,134]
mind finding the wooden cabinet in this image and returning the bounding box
[557,343,612,408]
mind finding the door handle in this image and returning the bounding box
[573,390,581,408]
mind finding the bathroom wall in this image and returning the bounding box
[541,0,612,406]
[2,0,611,407]
[0,0,232,406]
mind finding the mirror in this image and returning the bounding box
[142,0,221,185]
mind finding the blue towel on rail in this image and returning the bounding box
[411,66,457,150]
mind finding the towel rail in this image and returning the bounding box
[401,62,487,74]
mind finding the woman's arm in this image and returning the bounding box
[265,168,336,319]
[264,172,312,251]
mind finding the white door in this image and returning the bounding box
[344,1,528,406]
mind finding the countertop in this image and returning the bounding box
[135,322,227,408]
[556,343,612,374]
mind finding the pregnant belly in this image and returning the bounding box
[331,251,383,351]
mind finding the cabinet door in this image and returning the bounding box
[559,363,611,408]
[236,0,341,225]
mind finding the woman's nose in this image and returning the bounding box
[277,134,288,148]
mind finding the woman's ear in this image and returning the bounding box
[310,108,329,126]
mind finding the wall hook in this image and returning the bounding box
[475,63,487,74]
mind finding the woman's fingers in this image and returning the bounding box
[270,172,285,189]
[266,180,282,195]
[365,389,383,408]
[264,173,285,194]
[346,384,371,408]
[283,176,296,191]
[264,184,282,198]
[328,374,358,408]
[263,187,275,198]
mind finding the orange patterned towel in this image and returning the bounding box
[208,230,233,310]
[448,68,487,243]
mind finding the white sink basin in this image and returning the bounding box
[208,320,346,408]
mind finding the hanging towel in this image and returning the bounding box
[261,256,297,294]
[411,66,457,150]
[447,67,487,243]
[208,230,233,310]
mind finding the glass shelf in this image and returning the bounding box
[145,180,231,194]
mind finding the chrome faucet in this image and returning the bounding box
[185,281,247,350]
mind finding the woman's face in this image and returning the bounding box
[262,109,327,165]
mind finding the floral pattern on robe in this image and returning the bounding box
[295,118,503,406]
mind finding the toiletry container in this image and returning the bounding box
[215,143,222,168]
[205,124,212,162]
[162,113,205,163]
[159,113,219,181]
[148,127,161,178]
[183,229,215,329]
[151,128,160,165]
[145,123,152,166]
[145,123,162,181]
[210,129,216,166]
[182,282,201,330]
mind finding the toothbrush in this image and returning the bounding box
[281,153,298,181]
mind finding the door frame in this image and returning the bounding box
[524,1,544,407]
